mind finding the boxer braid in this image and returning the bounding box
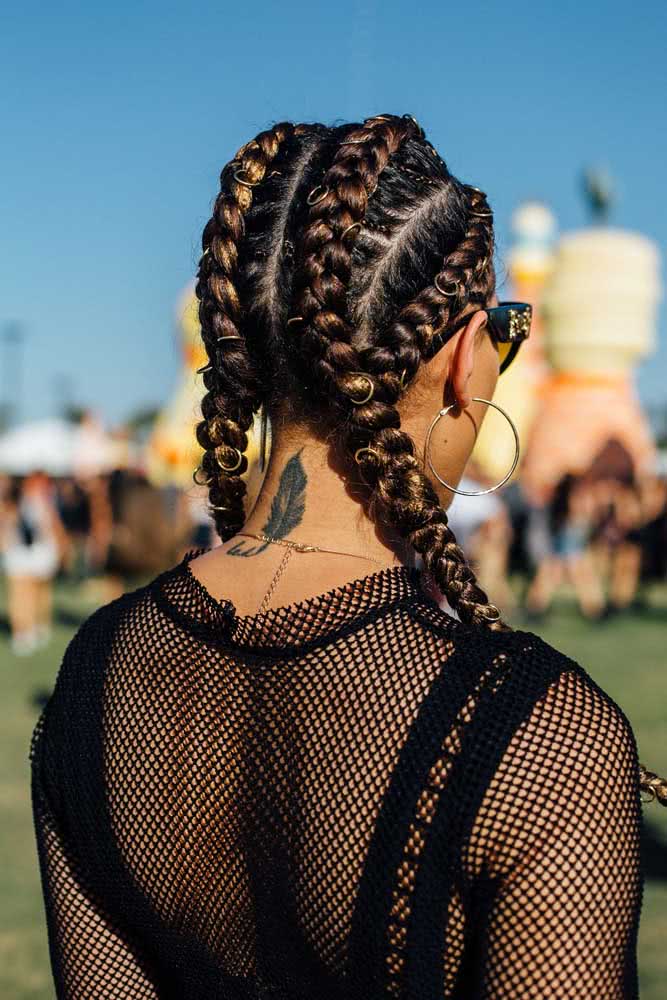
[194,122,306,539]
[290,114,503,627]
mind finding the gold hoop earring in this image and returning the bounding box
[423,398,519,495]
[259,404,269,474]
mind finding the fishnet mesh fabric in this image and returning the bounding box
[30,548,644,999]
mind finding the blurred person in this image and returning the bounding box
[30,115,661,1000]
[184,486,215,555]
[636,473,667,580]
[1,471,66,654]
[447,474,515,611]
[605,480,644,613]
[55,476,92,580]
[81,473,114,574]
[524,473,605,620]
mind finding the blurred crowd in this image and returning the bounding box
[0,469,213,655]
[450,464,667,622]
[1,461,666,656]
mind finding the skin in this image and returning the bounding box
[189,295,501,616]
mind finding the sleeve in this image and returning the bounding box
[467,664,644,999]
[29,620,160,999]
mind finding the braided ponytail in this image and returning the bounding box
[355,187,503,627]
[289,115,503,627]
[194,122,296,540]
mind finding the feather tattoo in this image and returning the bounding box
[228,449,307,557]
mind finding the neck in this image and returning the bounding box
[238,435,411,568]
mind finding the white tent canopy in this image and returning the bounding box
[0,418,116,476]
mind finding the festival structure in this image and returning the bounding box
[473,187,662,503]
[472,201,556,485]
[520,224,662,502]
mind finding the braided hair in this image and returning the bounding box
[194,113,665,805]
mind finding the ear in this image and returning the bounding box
[449,309,488,410]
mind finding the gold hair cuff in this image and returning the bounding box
[193,463,213,486]
[215,446,243,473]
[233,168,260,187]
[286,316,304,328]
[341,221,362,239]
[346,373,374,405]
[215,334,243,344]
[434,275,460,297]
[196,363,213,375]
[307,185,329,206]
[354,446,380,464]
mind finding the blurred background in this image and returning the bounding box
[2,1,666,995]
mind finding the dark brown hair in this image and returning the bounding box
[194,113,498,623]
[193,112,667,807]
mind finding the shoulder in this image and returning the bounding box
[486,625,639,768]
[505,627,637,746]
[439,619,641,814]
[30,571,168,759]
[463,627,641,880]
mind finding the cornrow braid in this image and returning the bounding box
[288,113,502,626]
[351,190,502,627]
[287,114,423,413]
[194,122,297,539]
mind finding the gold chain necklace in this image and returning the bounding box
[237,531,385,562]
[235,531,386,614]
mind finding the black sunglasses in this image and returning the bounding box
[421,300,532,374]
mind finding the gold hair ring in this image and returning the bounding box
[307,185,329,206]
[346,373,374,405]
[209,504,232,512]
[233,168,260,187]
[341,221,362,240]
[286,316,304,328]
[399,369,410,391]
[434,275,460,297]
[354,446,380,464]
[481,604,501,622]
[215,446,243,473]
[196,363,213,375]
[402,113,424,134]
[193,463,213,486]
[470,210,493,218]
[215,334,244,344]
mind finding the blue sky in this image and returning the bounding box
[1,0,666,425]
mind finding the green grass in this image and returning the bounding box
[1,576,665,998]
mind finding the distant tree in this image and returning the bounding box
[125,405,161,440]
[0,402,12,434]
[62,405,88,424]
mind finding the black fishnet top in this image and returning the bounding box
[29,548,644,999]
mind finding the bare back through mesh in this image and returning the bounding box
[30,548,644,998]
